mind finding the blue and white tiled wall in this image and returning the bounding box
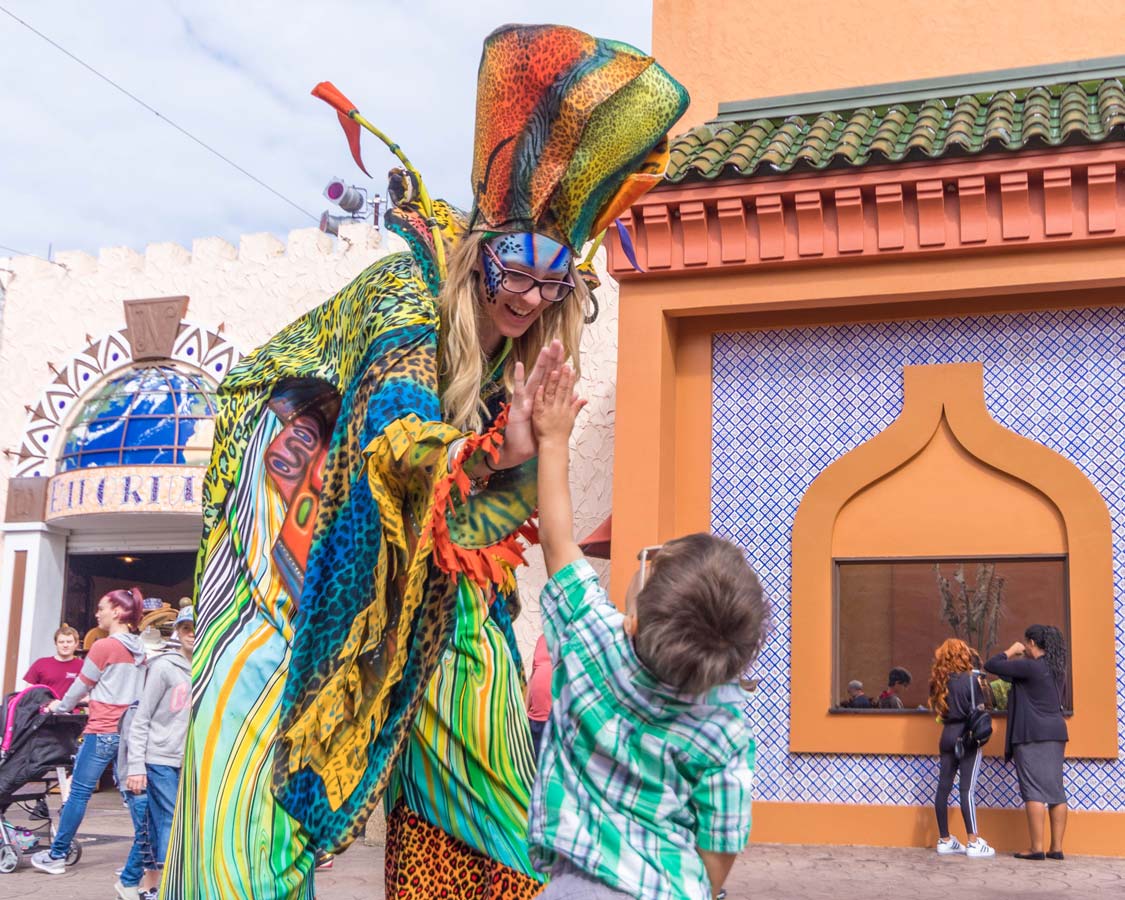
[712,306,1125,811]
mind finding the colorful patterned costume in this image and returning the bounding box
[163,22,686,900]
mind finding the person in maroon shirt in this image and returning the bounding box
[23,625,83,699]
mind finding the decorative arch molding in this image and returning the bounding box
[12,320,241,478]
[789,362,1117,758]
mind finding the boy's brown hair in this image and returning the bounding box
[633,533,767,695]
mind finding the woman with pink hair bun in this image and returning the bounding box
[29,588,147,878]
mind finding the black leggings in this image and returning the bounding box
[935,747,983,837]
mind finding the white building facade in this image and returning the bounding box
[0,224,616,692]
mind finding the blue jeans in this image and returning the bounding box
[50,732,119,859]
[120,789,156,887]
[145,764,180,868]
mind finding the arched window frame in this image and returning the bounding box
[11,322,239,478]
[55,362,219,473]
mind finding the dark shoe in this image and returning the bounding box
[1015,851,1046,860]
[29,797,49,820]
[1047,851,1065,861]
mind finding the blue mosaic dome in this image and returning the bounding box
[59,365,217,472]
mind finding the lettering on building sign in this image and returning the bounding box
[45,466,206,520]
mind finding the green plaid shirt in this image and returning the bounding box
[529,560,756,900]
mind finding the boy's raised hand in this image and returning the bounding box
[535,363,586,575]
[533,365,586,444]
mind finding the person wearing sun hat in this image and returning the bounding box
[163,23,686,900]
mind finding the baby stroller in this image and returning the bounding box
[0,685,86,873]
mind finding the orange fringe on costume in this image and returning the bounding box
[428,405,537,592]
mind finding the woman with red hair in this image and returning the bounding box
[30,589,146,879]
[929,638,995,858]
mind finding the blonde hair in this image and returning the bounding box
[438,231,587,432]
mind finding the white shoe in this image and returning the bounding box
[936,836,965,855]
[966,837,996,858]
[29,849,66,874]
[114,881,141,899]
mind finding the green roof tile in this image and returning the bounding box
[665,76,1125,183]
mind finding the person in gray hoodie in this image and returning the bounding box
[116,606,194,900]
[31,588,146,877]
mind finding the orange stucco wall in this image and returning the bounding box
[834,421,1066,555]
[653,0,1125,126]
[633,6,1125,852]
[789,362,1116,758]
[610,241,1125,853]
[610,242,1125,606]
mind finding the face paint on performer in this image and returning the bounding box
[479,232,574,340]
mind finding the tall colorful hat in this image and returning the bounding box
[469,24,689,253]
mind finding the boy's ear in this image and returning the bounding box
[623,613,638,637]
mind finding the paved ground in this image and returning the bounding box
[2,793,1123,899]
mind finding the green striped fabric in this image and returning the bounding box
[393,576,542,878]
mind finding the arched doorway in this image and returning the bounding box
[0,312,240,693]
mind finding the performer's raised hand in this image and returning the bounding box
[501,340,565,467]
[518,340,566,412]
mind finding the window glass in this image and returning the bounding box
[124,415,175,448]
[834,557,1070,712]
[59,365,217,472]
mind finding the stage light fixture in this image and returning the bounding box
[319,212,352,236]
[323,179,367,214]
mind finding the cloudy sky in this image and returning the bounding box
[0,1,651,259]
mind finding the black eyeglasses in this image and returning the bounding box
[482,243,575,302]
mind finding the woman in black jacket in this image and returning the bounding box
[985,624,1069,860]
[928,639,995,857]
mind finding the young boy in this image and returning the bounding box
[529,366,767,900]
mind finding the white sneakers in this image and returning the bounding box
[936,836,965,854]
[966,837,996,858]
[28,850,65,874]
[114,880,141,900]
[937,835,995,858]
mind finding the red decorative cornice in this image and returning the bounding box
[607,146,1125,278]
